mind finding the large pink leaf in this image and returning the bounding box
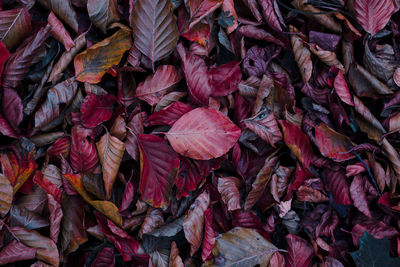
[80,93,115,128]
[138,134,180,208]
[166,107,241,160]
[209,61,242,97]
[176,43,212,105]
[70,126,99,173]
[135,65,182,106]
[146,101,193,127]
[354,0,394,35]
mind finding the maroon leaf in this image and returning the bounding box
[80,93,115,128]
[259,0,283,32]
[2,25,51,89]
[92,247,115,267]
[2,87,22,131]
[0,40,10,86]
[328,66,354,106]
[135,65,182,106]
[48,12,74,51]
[218,176,242,211]
[285,234,314,267]
[0,240,37,265]
[138,134,180,208]
[126,112,146,161]
[350,175,372,218]
[0,8,32,50]
[201,207,215,261]
[70,126,99,173]
[209,61,242,97]
[176,43,212,105]
[146,101,193,127]
[323,168,352,205]
[176,156,203,199]
[244,110,282,147]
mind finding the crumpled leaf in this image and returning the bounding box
[48,12,74,51]
[259,0,283,32]
[166,107,241,160]
[74,29,131,83]
[131,0,179,68]
[244,109,282,147]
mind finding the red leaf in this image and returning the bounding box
[0,113,18,138]
[47,194,63,243]
[328,66,354,106]
[279,120,314,168]
[176,156,203,199]
[166,107,241,160]
[146,101,193,127]
[176,43,212,105]
[92,247,115,267]
[201,207,215,261]
[0,40,10,86]
[185,0,223,29]
[209,61,242,97]
[138,134,180,208]
[126,112,146,161]
[80,93,115,128]
[259,0,283,32]
[354,0,394,35]
[70,126,99,173]
[285,234,314,267]
[33,171,62,203]
[314,123,355,162]
[94,211,140,262]
[2,87,23,131]
[244,110,282,147]
[119,181,134,215]
[323,168,352,205]
[135,65,182,106]
[48,12,74,51]
[0,240,37,265]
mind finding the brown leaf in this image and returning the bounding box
[310,44,344,71]
[138,208,164,238]
[205,227,278,266]
[74,29,131,83]
[38,0,79,32]
[169,241,184,267]
[48,12,74,51]
[245,156,278,211]
[96,132,125,199]
[289,25,312,83]
[0,8,32,50]
[110,114,127,140]
[0,173,12,217]
[218,176,242,211]
[183,191,210,256]
[87,0,119,33]
[131,0,179,68]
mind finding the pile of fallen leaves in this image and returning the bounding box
[2,0,400,266]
